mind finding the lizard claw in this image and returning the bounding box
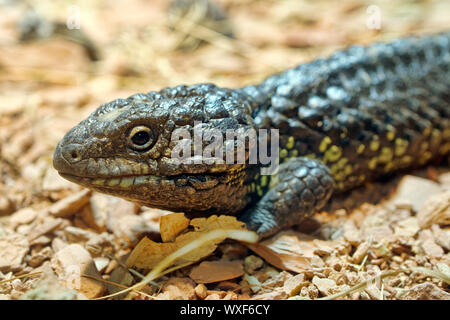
[239,208,280,238]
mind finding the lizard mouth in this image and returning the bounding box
[60,172,165,189]
[59,170,227,191]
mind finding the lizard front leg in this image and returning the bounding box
[240,157,335,238]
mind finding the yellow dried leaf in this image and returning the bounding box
[126,215,248,269]
[160,212,190,242]
[190,215,246,231]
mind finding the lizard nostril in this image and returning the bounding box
[62,144,83,164]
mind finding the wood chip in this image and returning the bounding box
[363,225,395,243]
[159,277,196,300]
[244,255,264,274]
[312,276,337,296]
[417,191,450,228]
[9,207,37,228]
[20,272,85,300]
[283,273,308,296]
[51,244,106,299]
[194,284,208,299]
[48,189,92,218]
[386,175,442,212]
[0,233,29,272]
[420,239,444,258]
[252,288,287,300]
[394,217,420,238]
[401,282,450,300]
[27,218,63,241]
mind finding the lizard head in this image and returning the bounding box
[53,84,257,214]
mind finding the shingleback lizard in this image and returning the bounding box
[53,32,450,237]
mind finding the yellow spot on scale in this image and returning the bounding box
[306,153,316,159]
[256,185,263,197]
[280,149,288,159]
[120,177,134,188]
[260,175,268,187]
[164,149,172,157]
[337,158,348,169]
[289,149,298,158]
[432,129,440,139]
[329,163,339,175]
[420,151,432,164]
[420,141,429,150]
[269,177,279,189]
[387,131,395,141]
[357,144,365,154]
[93,179,105,186]
[334,172,345,181]
[368,158,378,170]
[344,164,353,176]
[395,138,408,156]
[386,125,395,141]
[370,138,380,152]
[107,179,120,187]
[324,145,342,163]
[384,162,394,172]
[286,136,295,149]
[319,136,332,153]
[400,155,412,165]
[431,129,442,146]
[439,143,450,155]
[378,147,393,163]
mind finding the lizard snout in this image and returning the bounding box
[53,142,84,174]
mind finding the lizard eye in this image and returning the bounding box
[128,125,155,151]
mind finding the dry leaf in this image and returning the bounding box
[160,212,190,242]
[126,215,248,269]
[189,260,244,284]
[247,230,342,273]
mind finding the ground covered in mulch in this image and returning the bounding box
[0,0,449,300]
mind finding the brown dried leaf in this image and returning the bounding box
[126,215,247,269]
[189,260,244,284]
[247,231,327,273]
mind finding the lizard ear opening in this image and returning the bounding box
[128,125,155,151]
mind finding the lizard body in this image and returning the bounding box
[54,32,450,236]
